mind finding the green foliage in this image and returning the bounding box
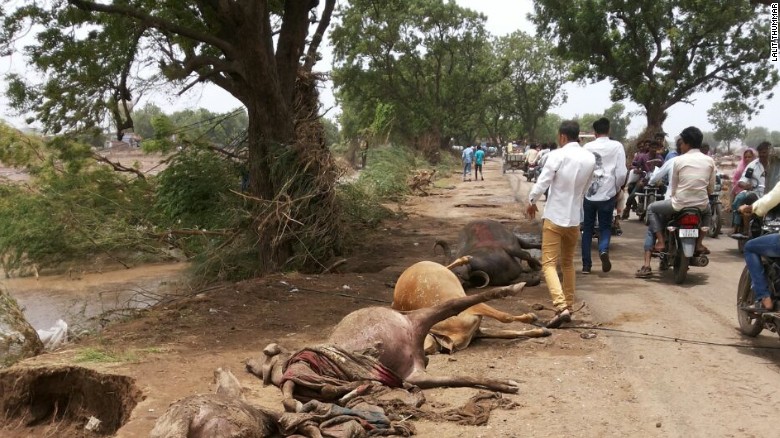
[743,127,780,149]
[356,146,418,200]
[332,0,496,146]
[575,103,631,141]
[490,31,569,142]
[707,101,747,153]
[0,158,156,273]
[154,148,241,230]
[75,347,139,363]
[532,0,779,135]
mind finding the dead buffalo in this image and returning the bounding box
[249,282,527,413]
[392,259,550,354]
[436,219,542,287]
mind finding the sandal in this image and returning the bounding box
[635,266,652,278]
[742,301,774,314]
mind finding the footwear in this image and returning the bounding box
[743,300,774,313]
[695,247,711,255]
[729,232,746,239]
[582,266,591,274]
[600,252,612,272]
[546,309,571,329]
[635,266,652,278]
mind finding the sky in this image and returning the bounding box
[1,0,778,142]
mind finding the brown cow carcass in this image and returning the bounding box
[392,259,549,354]
[436,219,542,288]
[249,281,528,415]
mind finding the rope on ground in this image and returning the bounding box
[564,324,780,351]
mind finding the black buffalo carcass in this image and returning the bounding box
[435,219,542,287]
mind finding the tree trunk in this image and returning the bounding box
[639,105,669,144]
[1,289,43,368]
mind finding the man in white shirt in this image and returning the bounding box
[461,145,474,181]
[526,121,596,328]
[581,118,628,274]
[636,126,715,278]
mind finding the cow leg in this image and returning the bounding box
[516,235,542,250]
[406,283,525,335]
[506,247,542,270]
[475,327,551,339]
[468,303,537,323]
[445,255,471,270]
[405,369,519,393]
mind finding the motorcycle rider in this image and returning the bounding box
[731,142,772,238]
[738,179,780,312]
[635,127,715,277]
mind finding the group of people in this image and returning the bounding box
[461,144,485,181]
[525,118,625,327]
[463,120,778,320]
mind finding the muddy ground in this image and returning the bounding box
[3,156,779,437]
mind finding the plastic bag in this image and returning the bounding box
[36,319,68,350]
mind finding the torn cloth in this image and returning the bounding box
[281,346,404,402]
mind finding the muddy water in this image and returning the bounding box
[1,263,189,330]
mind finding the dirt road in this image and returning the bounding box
[5,156,780,437]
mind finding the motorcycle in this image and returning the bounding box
[736,206,780,337]
[635,185,664,224]
[707,173,723,238]
[652,208,709,284]
[525,162,538,182]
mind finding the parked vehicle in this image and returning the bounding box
[503,153,525,174]
[653,208,709,284]
[708,173,723,238]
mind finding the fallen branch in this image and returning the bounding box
[91,152,147,179]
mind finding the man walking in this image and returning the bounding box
[526,121,596,328]
[462,144,474,181]
[474,145,485,181]
[581,118,627,274]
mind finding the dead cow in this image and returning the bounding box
[251,282,527,413]
[392,259,550,353]
[436,219,542,287]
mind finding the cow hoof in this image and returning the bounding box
[540,328,552,337]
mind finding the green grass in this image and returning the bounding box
[74,347,139,363]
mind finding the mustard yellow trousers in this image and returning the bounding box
[541,219,580,311]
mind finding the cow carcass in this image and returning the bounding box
[436,219,542,287]
[392,259,550,354]
[249,282,527,414]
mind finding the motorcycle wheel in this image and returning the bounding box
[736,266,764,337]
[672,239,688,284]
[708,204,722,238]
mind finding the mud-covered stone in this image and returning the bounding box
[0,288,43,368]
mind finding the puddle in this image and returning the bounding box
[1,263,189,330]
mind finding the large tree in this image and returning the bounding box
[707,101,746,153]
[331,0,495,150]
[492,31,569,142]
[0,1,339,273]
[532,0,779,139]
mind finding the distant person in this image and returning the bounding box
[731,142,771,237]
[581,118,627,274]
[462,145,474,181]
[474,145,485,181]
[526,120,595,328]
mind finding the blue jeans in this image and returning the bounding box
[463,162,472,178]
[744,233,780,301]
[732,191,758,227]
[581,197,617,268]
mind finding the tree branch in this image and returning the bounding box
[304,0,336,72]
[91,152,147,180]
[68,0,238,58]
